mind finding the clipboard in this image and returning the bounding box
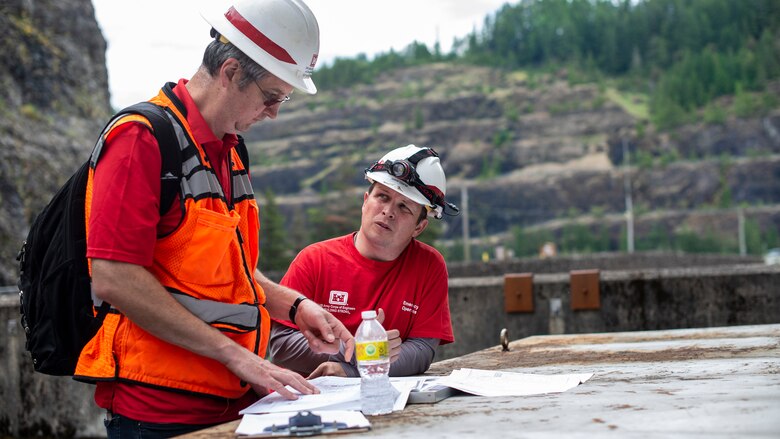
[237,411,370,437]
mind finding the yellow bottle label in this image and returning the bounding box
[356,341,389,362]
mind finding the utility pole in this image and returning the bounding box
[738,207,746,256]
[623,139,635,253]
[462,186,470,262]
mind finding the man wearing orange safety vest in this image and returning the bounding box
[74,1,354,437]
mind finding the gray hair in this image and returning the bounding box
[202,32,269,89]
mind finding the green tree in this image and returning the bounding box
[512,226,554,258]
[259,189,291,271]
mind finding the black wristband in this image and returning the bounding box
[289,296,308,323]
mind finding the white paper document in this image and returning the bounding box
[436,368,593,397]
[239,369,592,415]
[240,376,416,415]
[236,410,370,436]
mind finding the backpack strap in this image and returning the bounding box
[120,102,183,216]
[235,135,250,169]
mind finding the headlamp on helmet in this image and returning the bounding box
[365,145,459,219]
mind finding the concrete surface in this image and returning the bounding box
[190,324,780,438]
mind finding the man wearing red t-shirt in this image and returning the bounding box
[269,145,459,377]
[77,2,354,438]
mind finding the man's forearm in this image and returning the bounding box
[91,259,241,364]
[255,269,302,322]
[269,321,332,375]
[389,338,438,377]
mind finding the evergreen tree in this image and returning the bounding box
[259,189,291,272]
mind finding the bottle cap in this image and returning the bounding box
[361,310,377,319]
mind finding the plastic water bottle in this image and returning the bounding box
[355,310,394,415]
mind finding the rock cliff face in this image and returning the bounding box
[0,0,111,285]
[0,2,111,436]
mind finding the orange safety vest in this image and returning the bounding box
[74,84,269,399]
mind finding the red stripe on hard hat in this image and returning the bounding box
[421,184,444,203]
[225,6,296,65]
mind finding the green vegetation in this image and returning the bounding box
[258,189,291,271]
[313,0,780,131]
[501,212,780,262]
[605,88,649,120]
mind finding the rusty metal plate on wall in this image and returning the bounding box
[504,273,534,313]
[570,269,600,310]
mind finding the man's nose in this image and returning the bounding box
[263,104,280,119]
[382,205,396,218]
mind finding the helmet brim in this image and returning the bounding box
[366,172,443,219]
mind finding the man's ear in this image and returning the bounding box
[412,218,428,238]
[220,58,241,86]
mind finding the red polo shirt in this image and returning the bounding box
[88,79,254,424]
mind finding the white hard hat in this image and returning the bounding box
[365,145,459,219]
[201,0,320,94]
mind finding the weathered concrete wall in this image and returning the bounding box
[0,295,104,438]
[446,252,762,278]
[263,252,762,283]
[437,263,780,361]
[2,262,778,437]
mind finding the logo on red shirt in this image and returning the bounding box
[329,290,348,306]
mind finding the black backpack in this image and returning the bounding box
[16,102,183,376]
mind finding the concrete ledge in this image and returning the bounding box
[438,263,780,361]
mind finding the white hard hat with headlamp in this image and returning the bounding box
[201,0,320,94]
[365,145,459,220]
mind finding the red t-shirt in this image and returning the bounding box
[279,234,454,343]
[88,79,249,424]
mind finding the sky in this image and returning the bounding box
[92,0,509,109]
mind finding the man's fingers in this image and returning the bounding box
[342,336,355,362]
[385,329,401,363]
[266,378,297,400]
[307,362,347,378]
[388,330,402,349]
[303,329,340,355]
[272,370,319,398]
[377,308,386,325]
[307,363,326,379]
[301,329,321,350]
[289,375,318,395]
[325,314,355,361]
[301,300,336,343]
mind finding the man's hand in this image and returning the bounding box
[221,344,318,400]
[295,300,355,362]
[307,361,348,379]
[376,308,402,363]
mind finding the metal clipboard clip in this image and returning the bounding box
[262,411,348,437]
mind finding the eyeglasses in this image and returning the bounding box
[254,81,290,107]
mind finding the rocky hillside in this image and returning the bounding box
[0,0,111,285]
[1,1,778,284]
[244,64,780,250]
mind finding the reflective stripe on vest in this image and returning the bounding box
[170,289,259,330]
